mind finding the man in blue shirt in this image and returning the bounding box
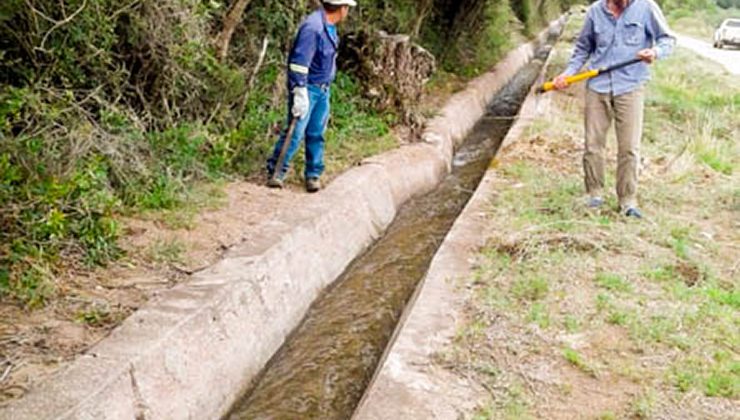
[266,0,356,192]
[553,0,675,218]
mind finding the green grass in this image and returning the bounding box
[643,263,679,283]
[562,347,596,377]
[594,272,633,293]
[472,382,533,420]
[597,412,617,420]
[75,305,118,328]
[512,276,550,302]
[607,309,630,326]
[527,302,552,329]
[143,181,227,230]
[629,390,655,419]
[323,74,397,176]
[667,6,740,40]
[147,239,186,265]
[671,354,740,398]
[456,18,739,417]
[563,315,581,333]
[646,49,740,180]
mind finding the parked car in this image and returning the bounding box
[714,18,740,48]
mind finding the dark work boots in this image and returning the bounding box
[305,177,321,193]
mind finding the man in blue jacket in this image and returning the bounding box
[553,0,675,218]
[266,0,356,193]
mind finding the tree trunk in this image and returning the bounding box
[411,0,434,38]
[215,0,253,61]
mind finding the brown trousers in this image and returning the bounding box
[584,87,644,209]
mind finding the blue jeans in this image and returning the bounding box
[267,84,331,179]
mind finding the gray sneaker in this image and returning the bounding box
[305,177,321,193]
[587,196,605,208]
[266,176,284,189]
[624,207,643,219]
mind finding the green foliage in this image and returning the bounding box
[455,0,518,77]
[662,0,740,38]
[671,355,740,398]
[512,275,549,301]
[350,0,420,34]
[511,0,536,34]
[527,302,551,328]
[716,0,740,8]
[645,49,739,179]
[595,272,633,293]
[324,73,395,169]
[562,347,596,376]
[1,0,574,307]
[420,0,571,76]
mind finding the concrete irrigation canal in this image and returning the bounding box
[227,44,555,420]
[0,20,562,420]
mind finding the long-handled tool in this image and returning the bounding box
[271,116,299,184]
[538,57,643,93]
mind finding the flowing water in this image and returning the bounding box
[227,48,551,420]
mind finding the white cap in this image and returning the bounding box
[323,0,357,6]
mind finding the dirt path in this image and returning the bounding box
[676,34,740,75]
[0,98,442,406]
[0,180,312,405]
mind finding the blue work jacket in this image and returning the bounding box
[564,0,675,96]
[287,9,339,91]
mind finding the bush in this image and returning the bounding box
[716,0,740,8]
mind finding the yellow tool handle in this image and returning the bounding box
[540,69,600,93]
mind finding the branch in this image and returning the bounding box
[238,36,269,116]
[24,0,57,24]
[248,37,269,90]
[215,0,253,61]
[35,0,88,52]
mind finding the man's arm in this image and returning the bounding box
[563,12,596,76]
[553,11,595,89]
[288,24,318,91]
[646,0,675,60]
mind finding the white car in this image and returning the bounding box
[714,18,740,49]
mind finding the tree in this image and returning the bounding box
[215,0,253,60]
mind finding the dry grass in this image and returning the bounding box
[446,24,740,420]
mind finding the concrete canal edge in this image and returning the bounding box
[1,19,563,420]
[353,19,563,420]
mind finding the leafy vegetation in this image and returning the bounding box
[658,0,740,39]
[1,1,574,306]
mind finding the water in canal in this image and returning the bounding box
[228,47,551,420]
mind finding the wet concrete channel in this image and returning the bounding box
[227,44,553,420]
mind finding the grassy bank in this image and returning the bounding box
[667,6,740,39]
[446,14,740,420]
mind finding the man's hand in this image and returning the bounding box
[637,48,657,64]
[553,74,570,90]
[292,87,310,119]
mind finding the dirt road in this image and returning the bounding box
[676,34,740,75]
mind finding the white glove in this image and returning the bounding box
[292,87,309,119]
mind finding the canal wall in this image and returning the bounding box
[353,20,562,420]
